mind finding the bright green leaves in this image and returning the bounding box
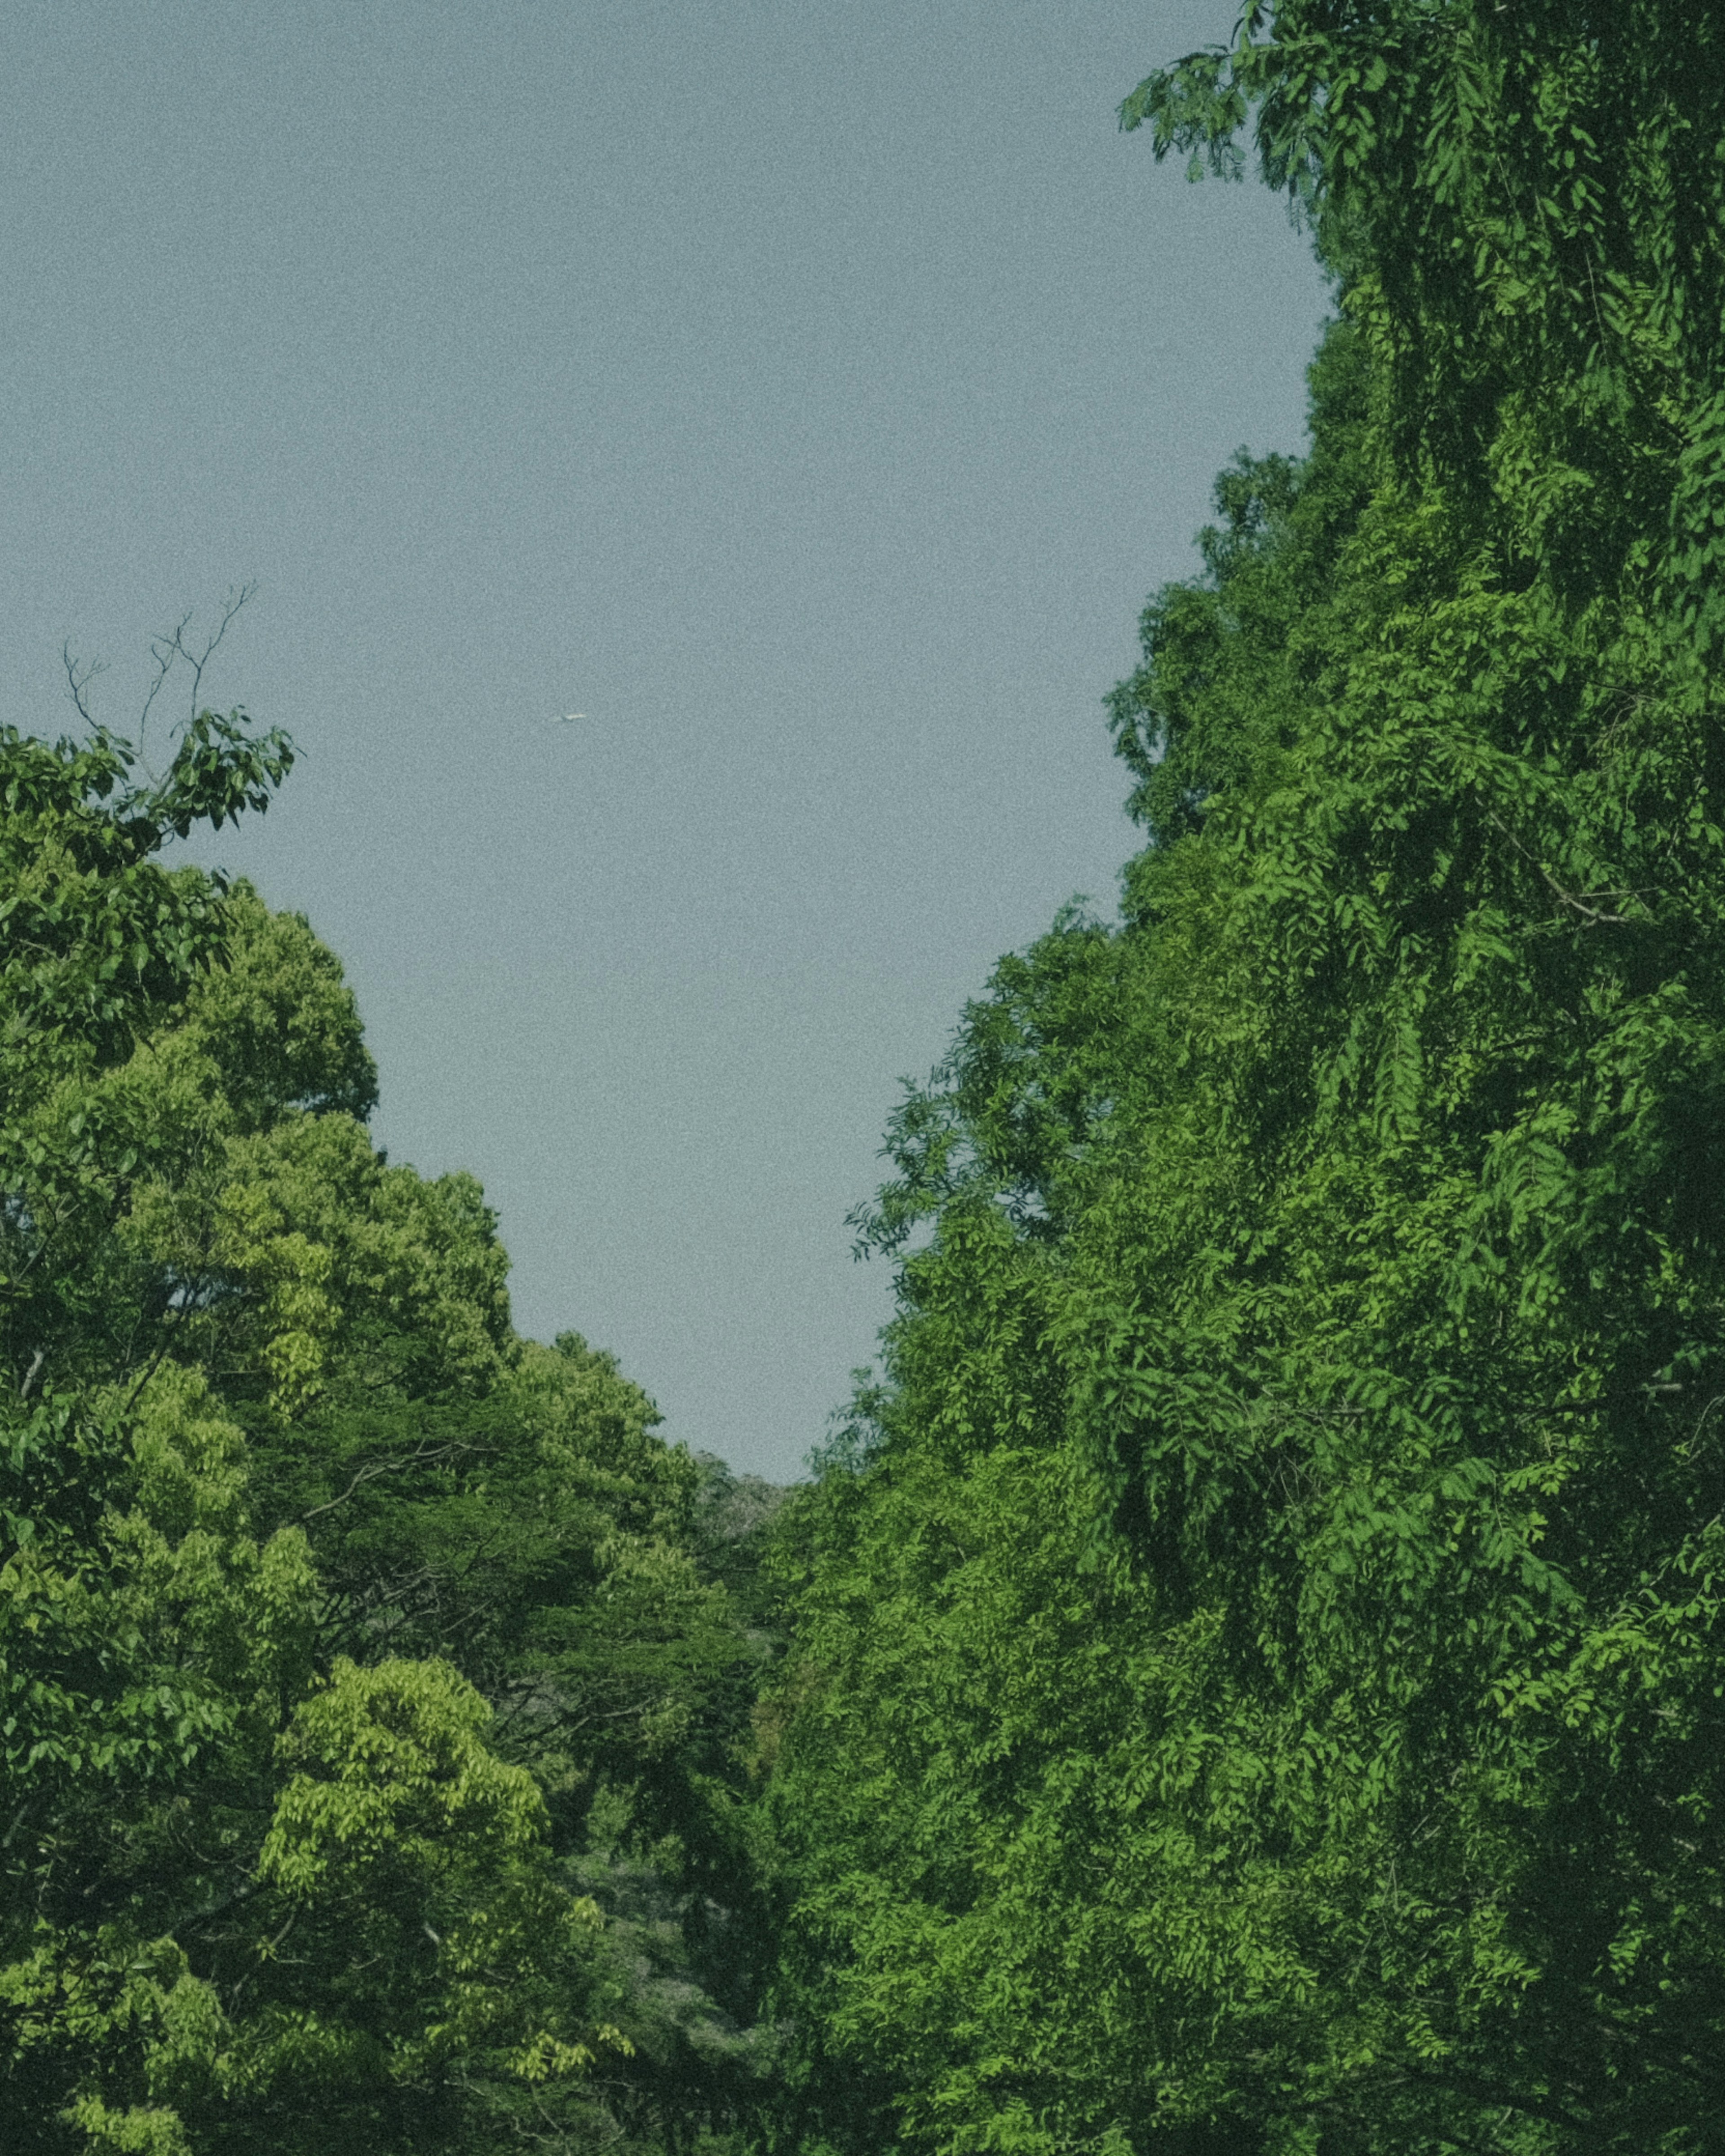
[10,1935,219,2156]
[1,719,311,1838]
[262,1654,544,1897]
[1,702,764,2154]
[0,717,289,1069]
[176,887,377,1132]
[253,1657,616,2107]
[7,1659,620,2155]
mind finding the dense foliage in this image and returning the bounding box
[0,720,785,2153]
[759,5,1725,2152]
[10,4,1725,2152]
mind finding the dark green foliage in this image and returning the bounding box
[757,11,1725,2150]
[1123,0,1725,635]
[1106,323,1371,850]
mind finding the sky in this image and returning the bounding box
[0,1,1330,1481]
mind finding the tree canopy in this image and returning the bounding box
[758,5,1725,2151]
[1,722,784,2155]
[9,6,1725,2152]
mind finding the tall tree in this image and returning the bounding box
[2,711,781,2155]
[761,7,1725,2148]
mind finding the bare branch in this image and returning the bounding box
[1483,809,1650,927]
[136,612,192,774]
[295,1433,492,1526]
[177,581,257,731]
[136,583,261,775]
[61,643,106,729]
[58,583,259,782]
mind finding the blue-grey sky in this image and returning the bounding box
[1,2,1328,1480]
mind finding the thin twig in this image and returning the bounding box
[1483,808,1647,926]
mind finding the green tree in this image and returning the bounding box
[760,9,1725,2147]
[1,714,296,1878]
[2,705,782,2154]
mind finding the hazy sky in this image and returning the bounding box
[2,1,1328,1480]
